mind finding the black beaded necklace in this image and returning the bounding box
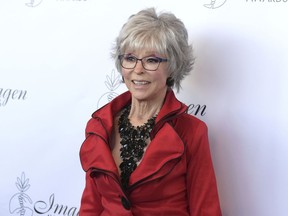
[118,105,156,190]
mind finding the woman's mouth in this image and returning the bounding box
[132,80,150,85]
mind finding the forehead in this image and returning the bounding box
[121,33,167,57]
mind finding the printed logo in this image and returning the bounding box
[246,0,288,2]
[97,69,122,109]
[9,173,33,216]
[9,172,79,216]
[25,0,88,7]
[25,0,44,7]
[0,88,27,107]
[187,104,207,116]
[204,0,227,9]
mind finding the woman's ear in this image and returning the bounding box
[166,76,175,87]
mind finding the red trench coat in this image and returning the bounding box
[79,90,222,216]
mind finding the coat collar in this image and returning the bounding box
[92,89,187,132]
[80,89,188,185]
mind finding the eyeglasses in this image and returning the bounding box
[118,54,168,71]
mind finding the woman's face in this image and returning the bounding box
[121,50,169,103]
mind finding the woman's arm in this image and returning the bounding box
[186,122,222,215]
[79,171,103,216]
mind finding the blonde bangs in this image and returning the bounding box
[120,29,168,57]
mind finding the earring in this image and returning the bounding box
[166,77,174,87]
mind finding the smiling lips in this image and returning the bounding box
[132,80,150,85]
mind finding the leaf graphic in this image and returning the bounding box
[113,79,122,89]
[16,182,22,192]
[23,179,28,188]
[104,70,122,91]
[17,177,22,186]
[24,178,30,189]
[105,80,112,91]
[15,172,30,192]
[21,173,24,180]
[107,74,113,85]
[23,184,30,192]
[21,172,25,184]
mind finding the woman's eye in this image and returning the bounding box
[124,56,136,62]
[146,57,160,64]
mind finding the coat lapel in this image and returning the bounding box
[129,122,185,186]
[80,91,131,175]
[80,133,119,174]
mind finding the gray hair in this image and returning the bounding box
[111,8,194,92]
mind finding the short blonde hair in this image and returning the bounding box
[112,7,194,92]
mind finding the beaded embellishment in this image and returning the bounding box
[118,105,156,189]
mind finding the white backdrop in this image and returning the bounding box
[1,1,288,216]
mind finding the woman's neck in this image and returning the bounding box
[128,97,164,126]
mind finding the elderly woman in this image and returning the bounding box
[80,7,221,216]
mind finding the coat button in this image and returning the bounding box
[121,196,131,210]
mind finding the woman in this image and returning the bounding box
[80,8,222,216]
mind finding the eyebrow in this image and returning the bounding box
[124,53,161,58]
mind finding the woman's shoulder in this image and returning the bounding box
[171,112,209,141]
[177,112,208,130]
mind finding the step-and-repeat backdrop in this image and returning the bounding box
[1,1,287,216]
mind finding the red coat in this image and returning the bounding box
[80,90,222,216]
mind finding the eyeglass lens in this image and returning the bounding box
[120,55,164,71]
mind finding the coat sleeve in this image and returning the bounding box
[79,170,103,216]
[186,121,222,216]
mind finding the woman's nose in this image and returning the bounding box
[133,60,145,74]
